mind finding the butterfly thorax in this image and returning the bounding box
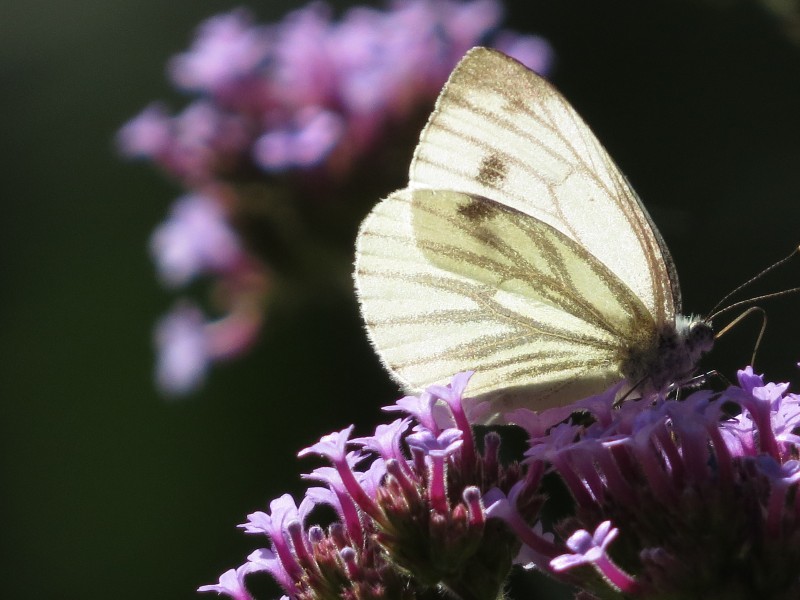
[621,315,714,395]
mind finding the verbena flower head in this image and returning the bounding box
[200,366,800,599]
[117,0,554,396]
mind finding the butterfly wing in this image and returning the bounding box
[355,187,656,416]
[410,47,680,323]
[354,47,683,417]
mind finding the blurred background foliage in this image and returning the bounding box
[2,0,800,598]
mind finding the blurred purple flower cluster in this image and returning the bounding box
[117,0,553,396]
[200,367,800,599]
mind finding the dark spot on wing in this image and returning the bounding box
[477,154,508,186]
[457,197,498,223]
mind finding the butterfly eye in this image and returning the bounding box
[686,321,715,359]
[688,321,714,341]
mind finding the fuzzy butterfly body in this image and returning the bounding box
[354,47,713,422]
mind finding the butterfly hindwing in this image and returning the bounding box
[355,187,656,413]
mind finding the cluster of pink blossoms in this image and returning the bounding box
[200,367,800,599]
[117,0,553,395]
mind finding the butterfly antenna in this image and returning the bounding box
[706,286,800,322]
[707,244,800,317]
[714,306,767,368]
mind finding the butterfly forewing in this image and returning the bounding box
[410,47,680,323]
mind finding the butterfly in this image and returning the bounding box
[354,47,714,422]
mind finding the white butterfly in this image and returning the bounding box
[354,47,714,422]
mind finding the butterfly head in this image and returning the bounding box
[680,315,715,354]
[621,315,714,398]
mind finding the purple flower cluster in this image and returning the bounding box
[199,367,800,599]
[200,372,535,599]
[117,0,554,396]
[119,1,552,180]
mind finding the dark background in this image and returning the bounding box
[3,1,800,598]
